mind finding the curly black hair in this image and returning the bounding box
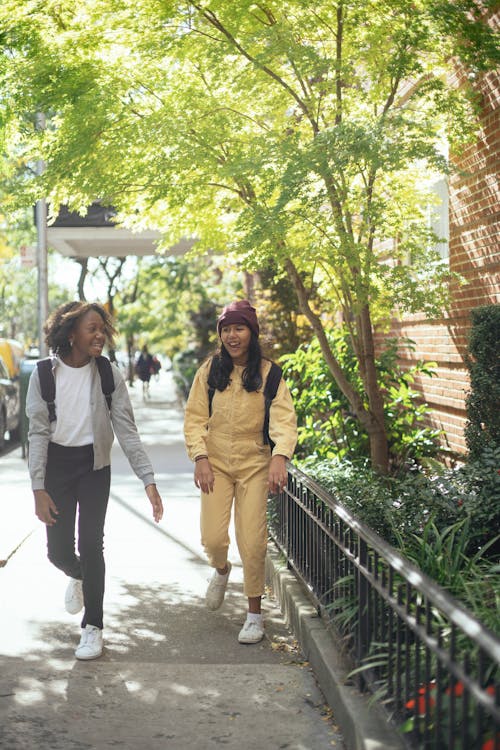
[207,332,265,393]
[44,301,117,356]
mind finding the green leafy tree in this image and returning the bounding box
[115,254,240,374]
[283,329,441,466]
[1,0,498,470]
[252,262,312,359]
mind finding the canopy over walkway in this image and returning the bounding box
[47,202,195,259]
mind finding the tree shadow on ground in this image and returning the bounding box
[0,581,339,750]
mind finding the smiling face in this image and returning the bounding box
[68,310,107,365]
[220,323,252,365]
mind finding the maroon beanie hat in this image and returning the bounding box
[217,300,260,337]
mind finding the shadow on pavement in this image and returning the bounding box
[0,580,338,750]
[0,371,344,749]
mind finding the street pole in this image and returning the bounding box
[35,112,48,356]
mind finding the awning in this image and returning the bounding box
[46,204,195,258]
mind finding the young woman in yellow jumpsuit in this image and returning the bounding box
[184,300,297,644]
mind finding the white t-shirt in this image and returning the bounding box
[51,358,94,446]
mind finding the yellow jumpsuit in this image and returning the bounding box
[184,359,297,597]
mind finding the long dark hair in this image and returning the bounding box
[44,301,117,356]
[208,332,263,392]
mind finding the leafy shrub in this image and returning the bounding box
[450,445,500,555]
[387,463,460,541]
[464,304,500,458]
[303,448,500,558]
[282,331,367,461]
[282,329,441,467]
[462,559,500,637]
[302,456,458,546]
[392,517,498,597]
[301,456,395,540]
[378,340,442,468]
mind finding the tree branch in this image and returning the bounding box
[284,256,372,423]
[191,3,320,134]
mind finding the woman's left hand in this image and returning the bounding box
[268,454,288,494]
[145,483,164,523]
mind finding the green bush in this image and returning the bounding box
[451,444,500,555]
[282,331,367,461]
[303,448,500,558]
[282,329,441,467]
[391,515,500,636]
[387,463,460,542]
[464,304,500,458]
[302,457,458,546]
[301,457,395,540]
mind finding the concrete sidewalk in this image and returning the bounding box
[0,370,344,750]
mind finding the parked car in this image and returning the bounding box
[0,354,20,450]
[0,338,24,378]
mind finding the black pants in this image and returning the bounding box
[45,442,110,630]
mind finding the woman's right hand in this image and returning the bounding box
[194,458,215,494]
[33,490,58,526]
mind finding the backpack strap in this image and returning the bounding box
[206,358,282,448]
[37,356,115,421]
[36,358,57,423]
[263,362,282,448]
[95,355,115,410]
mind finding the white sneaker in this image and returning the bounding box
[75,625,103,660]
[238,619,264,644]
[205,561,232,611]
[65,578,83,615]
[76,628,87,650]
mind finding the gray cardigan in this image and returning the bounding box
[26,357,156,491]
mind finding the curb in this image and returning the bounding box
[266,544,407,750]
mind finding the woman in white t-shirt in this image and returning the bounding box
[26,301,164,661]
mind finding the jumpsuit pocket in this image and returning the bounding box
[253,440,271,457]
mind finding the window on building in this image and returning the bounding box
[427,175,449,263]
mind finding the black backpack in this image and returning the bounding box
[207,359,282,449]
[37,356,115,423]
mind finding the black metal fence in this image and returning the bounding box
[268,464,500,750]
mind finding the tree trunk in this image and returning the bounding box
[76,258,88,301]
[285,258,390,474]
[357,305,389,473]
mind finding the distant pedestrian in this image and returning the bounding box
[26,302,163,661]
[184,300,297,644]
[135,345,154,398]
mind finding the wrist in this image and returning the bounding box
[195,455,208,462]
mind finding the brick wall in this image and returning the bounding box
[375,15,500,456]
